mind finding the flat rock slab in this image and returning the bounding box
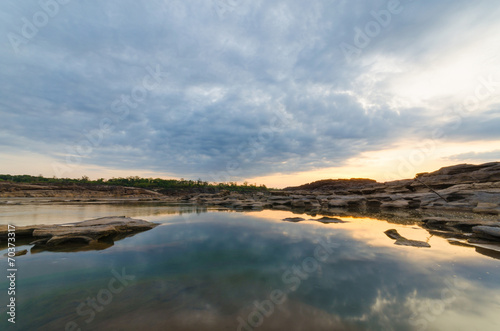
[448,238,500,260]
[472,226,500,241]
[384,229,431,248]
[0,225,45,238]
[312,216,347,224]
[1,217,158,251]
[381,200,409,208]
[3,249,28,257]
[282,217,306,223]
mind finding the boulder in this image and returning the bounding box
[472,226,500,241]
[384,229,431,248]
[282,217,305,223]
[2,217,158,253]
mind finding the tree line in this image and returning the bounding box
[0,174,269,192]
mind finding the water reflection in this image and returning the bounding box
[0,200,211,226]
[0,207,499,330]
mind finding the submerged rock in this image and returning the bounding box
[282,217,306,223]
[448,238,500,260]
[384,229,431,248]
[313,216,346,224]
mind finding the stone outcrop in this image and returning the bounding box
[282,217,306,223]
[0,181,164,198]
[187,162,500,217]
[284,178,377,192]
[0,217,158,253]
[315,216,346,224]
[281,216,346,224]
[384,229,431,248]
[180,162,500,257]
[473,226,500,240]
[421,217,500,258]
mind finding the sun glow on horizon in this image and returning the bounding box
[247,140,500,188]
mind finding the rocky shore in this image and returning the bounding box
[184,162,500,250]
[1,162,499,254]
[186,162,500,214]
[0,181,165,199]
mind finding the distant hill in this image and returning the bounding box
[284,162,500,194]
[284,178,378,191]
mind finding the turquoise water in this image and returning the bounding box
[1,206,500,330]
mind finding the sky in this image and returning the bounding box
[1,0,499,188]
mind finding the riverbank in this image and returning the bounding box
[2,162,499,254]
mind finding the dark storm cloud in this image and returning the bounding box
[0,0,498,179]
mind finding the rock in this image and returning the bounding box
[472,226,500,241]
[271,200,292,206]
[284,178,378,192]
[2,217,158,252]
[313,216,346,224]
[273,205,292,211]
[184,162,500,215]
[328,199,349,208]
[416,162,500,186]
[0,225,42,238]
[231,200,265,210]
[282,217,305,223]
[408,199,421,209]
[219,190,231,197]
[3,249,28,257]
[421,217,454,224]
[428,229,470,240]
[384,229,402,240]
[291,200,305,208]
[0,181,163,198]
[468,238,500,244]
[384,229,431,248]
[35,235,98,246]
[269,196,291,201]
[347,199,365,208]
[366,200,382,208]
[291,198,320,208]
[421,219,448,230]
[381,200,409,209]
[421,217,484,232]
[473,203,500,215]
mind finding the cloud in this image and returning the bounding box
[0,0,499,180]
[448,149,500,162]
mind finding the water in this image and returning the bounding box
[1,203,500,330]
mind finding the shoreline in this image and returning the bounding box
[2,198,499,254]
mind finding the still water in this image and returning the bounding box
[1,203,499,330]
